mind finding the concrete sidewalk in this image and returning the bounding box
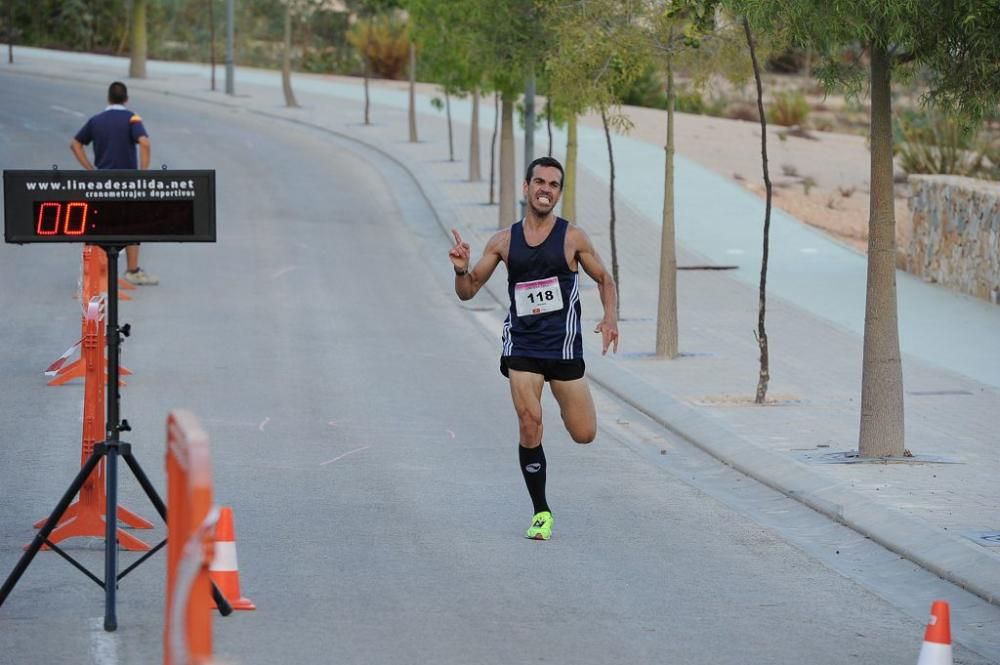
[3,48,999,612]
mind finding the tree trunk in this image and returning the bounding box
[601,108,620,318]
[128,0,147,78]
[562,114,577,222]
[363,21,372,125]
[209,0,216,91]
[524,69,535,166]
[468,90,481,181]
[858,42,905,458]
[744,17,771,403]
[489,92,498,204]
[546,97,553,156]
[281,3,299,108]
[8,0,15,64]
[445,92,454,161]
[408,41,417,142]
[498,92,516,227]
[655,59,679,359]
[7,0,14,65]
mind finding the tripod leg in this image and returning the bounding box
[0,447,105,607]
[121,449,166,519]
[104,445,119,632]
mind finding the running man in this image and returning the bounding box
[449,156,619,540]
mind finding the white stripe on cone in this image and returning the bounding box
[917,641,952,665]
[209,540,239,572]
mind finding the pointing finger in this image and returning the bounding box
[451,228,463,246]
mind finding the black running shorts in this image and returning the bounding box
[500,355,586,382]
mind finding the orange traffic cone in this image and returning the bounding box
[916,600,952,665]
[209,506,256,611]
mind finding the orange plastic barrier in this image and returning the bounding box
[47,246,131,385]
[32,296,153,549]
[164,410,217,665]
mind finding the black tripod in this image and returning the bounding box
[0,245,230,631]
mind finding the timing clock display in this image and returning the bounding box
[32,200,195,237]
[3,170,216,244]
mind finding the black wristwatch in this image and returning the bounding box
[454,266,469,276]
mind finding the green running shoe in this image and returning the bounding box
[525,511,553,540]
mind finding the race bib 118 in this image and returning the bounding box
[514,276,564,317]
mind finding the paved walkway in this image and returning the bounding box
[4,48,1000,613]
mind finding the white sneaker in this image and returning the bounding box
[124,268,159,285]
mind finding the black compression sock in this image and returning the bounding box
[519,444,549,514]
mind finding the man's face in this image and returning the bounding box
[523,165,563,217]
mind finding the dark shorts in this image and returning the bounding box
[500,355,586,382]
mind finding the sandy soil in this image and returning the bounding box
[580,106,912,256]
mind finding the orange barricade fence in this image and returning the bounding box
[47,246,131,386]
[32,295,152,549]
[165,410,218,665]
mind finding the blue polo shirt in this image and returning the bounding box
[74,105,149,169]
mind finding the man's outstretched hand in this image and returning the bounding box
[449,228,471,273]
[594,319,619,355]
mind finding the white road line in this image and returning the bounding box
[320,445,370,466]
[258,417,270,431]
[51,105,85,118]
[270,266,298,279]
[89,617,120,664]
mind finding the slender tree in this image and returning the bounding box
[128,0,147,78]
[545,0,646,309]
[345,0,402,125]
[407,0,485,166]
[736,0,1000,456]
[742,16,772,404]
[7,0,14,64]
[209,0,216,91]
[489,92,499,204]
[641,1,748,359]
[469,91,482,180]
[470,0,546,226]
[408,40,417,141]
[281,1,300,107]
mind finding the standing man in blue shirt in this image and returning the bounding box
[70,81,158,285]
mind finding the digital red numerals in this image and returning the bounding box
[36,202,61,235]
[35,201,89,236]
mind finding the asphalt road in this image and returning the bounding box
[0,72,996,665]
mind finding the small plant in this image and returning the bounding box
[767,91,810,127]
[802,176,817,195]
[726,102,759,123]
[894,111,990,177]
[675,89,706,115]
[346,14,410,80]
[838,185,856,197]
[781,163,799,177]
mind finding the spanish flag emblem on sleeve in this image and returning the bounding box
[129,114,143,123]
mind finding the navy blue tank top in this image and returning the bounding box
[502,217,582,360]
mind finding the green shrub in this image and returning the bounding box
[766,91,810,127]
[726,102,759,123]
[895,112,990,177]
[346,14,410,80]
[674,89,705,114]
[619,66,668,110]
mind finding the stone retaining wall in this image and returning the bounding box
[906,175,1000,304]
